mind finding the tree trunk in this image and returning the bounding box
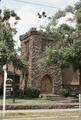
[13,67,16,103]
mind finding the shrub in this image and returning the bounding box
[24,87,40,98]
[18,89,24,98]
[59,87,69,97]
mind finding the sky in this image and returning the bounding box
[0,0,78,47]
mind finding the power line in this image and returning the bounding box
[14,0,61,10]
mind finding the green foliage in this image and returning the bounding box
[0,9,19,65]
[65,5,74,13]
[0,8,27,71]
[75,0,81,30]
[59,87,69,97]
[18,89,24,98]
[54,10,66,19]
[0,8,27,103]
[39,0,81,70]
[10,52,27,70]
[24,88,40,98]
[0,9,20,22]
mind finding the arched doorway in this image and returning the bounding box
[41,75,52,93]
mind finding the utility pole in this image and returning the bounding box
[3,64,7,117]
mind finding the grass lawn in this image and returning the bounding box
[0,98,58,106]
[0,97,78,106]
[0,111,80,120]
[0,97,79,120]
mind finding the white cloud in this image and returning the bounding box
[14,6,49,48]
[13,7,41,47]
[1,0,78,49]
[11,0,77,48]
[47,0,77,6]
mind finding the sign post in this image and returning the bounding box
[79,94,81,110]
[3,64,7,117]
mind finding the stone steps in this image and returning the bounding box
[40,94,65,101]
[40,94,79,102]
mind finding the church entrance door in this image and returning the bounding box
[41,75,52,93]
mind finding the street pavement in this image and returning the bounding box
[0,108,80,113]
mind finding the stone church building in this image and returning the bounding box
[0,28,81,95]
[19,28,81,95]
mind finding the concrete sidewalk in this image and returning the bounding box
[0,108,80,113]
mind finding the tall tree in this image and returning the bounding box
[0,9,20,66]
[0,9,27,102]
[40,0,81,71]
[0,9,27,69]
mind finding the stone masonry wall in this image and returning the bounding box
[20,28,62,94]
